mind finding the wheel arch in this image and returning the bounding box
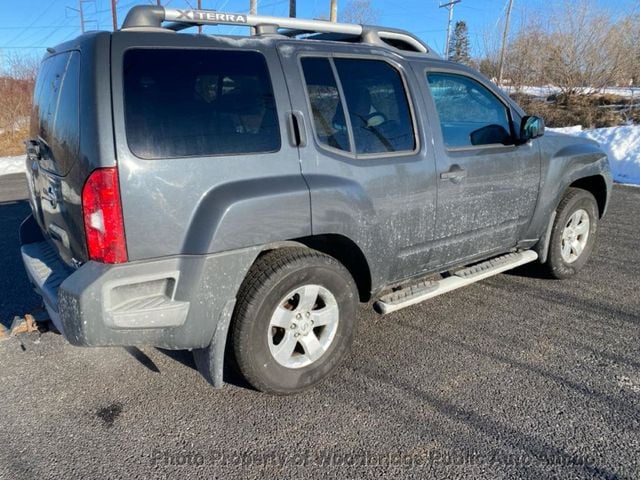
[569,175,608,218]
[258,234,373,303]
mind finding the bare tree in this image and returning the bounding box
[504,16,548,91]
[0,52,39,155]
[476,26,502,81]
[488,0,632,99]
[540,0,627,97]
[4,52,39,82]
[617,15,640,86]
[340,0,379,24]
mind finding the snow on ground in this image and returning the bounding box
[503,85,640,99]
[549,125,640,185]
[0,156,26,176]
[1,125,639,185]
[549,125,584,135]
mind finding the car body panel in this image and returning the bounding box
[25,33,115,267]
[411,61,542,269]
[109,32,311,260]
[277,41,439,290]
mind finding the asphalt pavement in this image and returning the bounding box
[0,173,638,479]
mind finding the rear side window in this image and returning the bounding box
[123,49,281,159]
[31,51,80,174]
[427,73,512,148]
[300,56,415,156]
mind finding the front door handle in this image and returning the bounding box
[440,165,467,181]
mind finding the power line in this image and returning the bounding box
[3,0,61,46]
[66,0,99,33]
[0,46,54,49]
[0,25,78,30]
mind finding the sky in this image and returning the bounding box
[0,0,637,70]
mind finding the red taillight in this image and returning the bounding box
[81,167,128,264]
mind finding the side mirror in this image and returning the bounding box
[520,115,545,142]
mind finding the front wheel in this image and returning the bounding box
[543,188,599,279]
[229,248,358,395]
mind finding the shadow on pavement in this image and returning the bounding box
[0,199,40,328]
[155,347,255,390]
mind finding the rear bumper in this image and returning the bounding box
[21,240,73,334]
[20,222,259,350]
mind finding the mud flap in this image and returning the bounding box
[192,299,237,388]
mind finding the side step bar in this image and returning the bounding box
[374,250,538,315]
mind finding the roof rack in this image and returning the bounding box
[120,5,438,57]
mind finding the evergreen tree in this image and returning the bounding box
[449,21,471,65]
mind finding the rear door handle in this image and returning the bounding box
[440,165,467,181]
[287,111,307,147]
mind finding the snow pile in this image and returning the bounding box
[549,125,584,135]
[504,85,640,99]
[549,125,640,185]
[0,156,26,176]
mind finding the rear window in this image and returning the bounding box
[31,51,80,174]
[123,49,281,159]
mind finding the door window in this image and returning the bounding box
[300,57,350,152]
[335,59,415,154]
[427,73,512,148]
[301,56,416,156]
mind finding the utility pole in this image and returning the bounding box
[250,0,257,34]
[497,0,514,86]
[439,0,461,59]
[197,0,202,33]
[67,0,91,33]
[289,0,296,18]
[79,0,85,33]
[111,0,117,31]
[330,0,337,22]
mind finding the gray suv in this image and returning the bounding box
[21,5,612,394]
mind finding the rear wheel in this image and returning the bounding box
[229,248,358,394]
[543,188,599,279]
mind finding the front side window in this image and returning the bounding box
[300,56,416,156]
[123,49,280,159]
[427,73,512,148]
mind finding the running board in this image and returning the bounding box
[374,250,538,315]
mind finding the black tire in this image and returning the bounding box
[230,248,358,395]
[542,188,599,279]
